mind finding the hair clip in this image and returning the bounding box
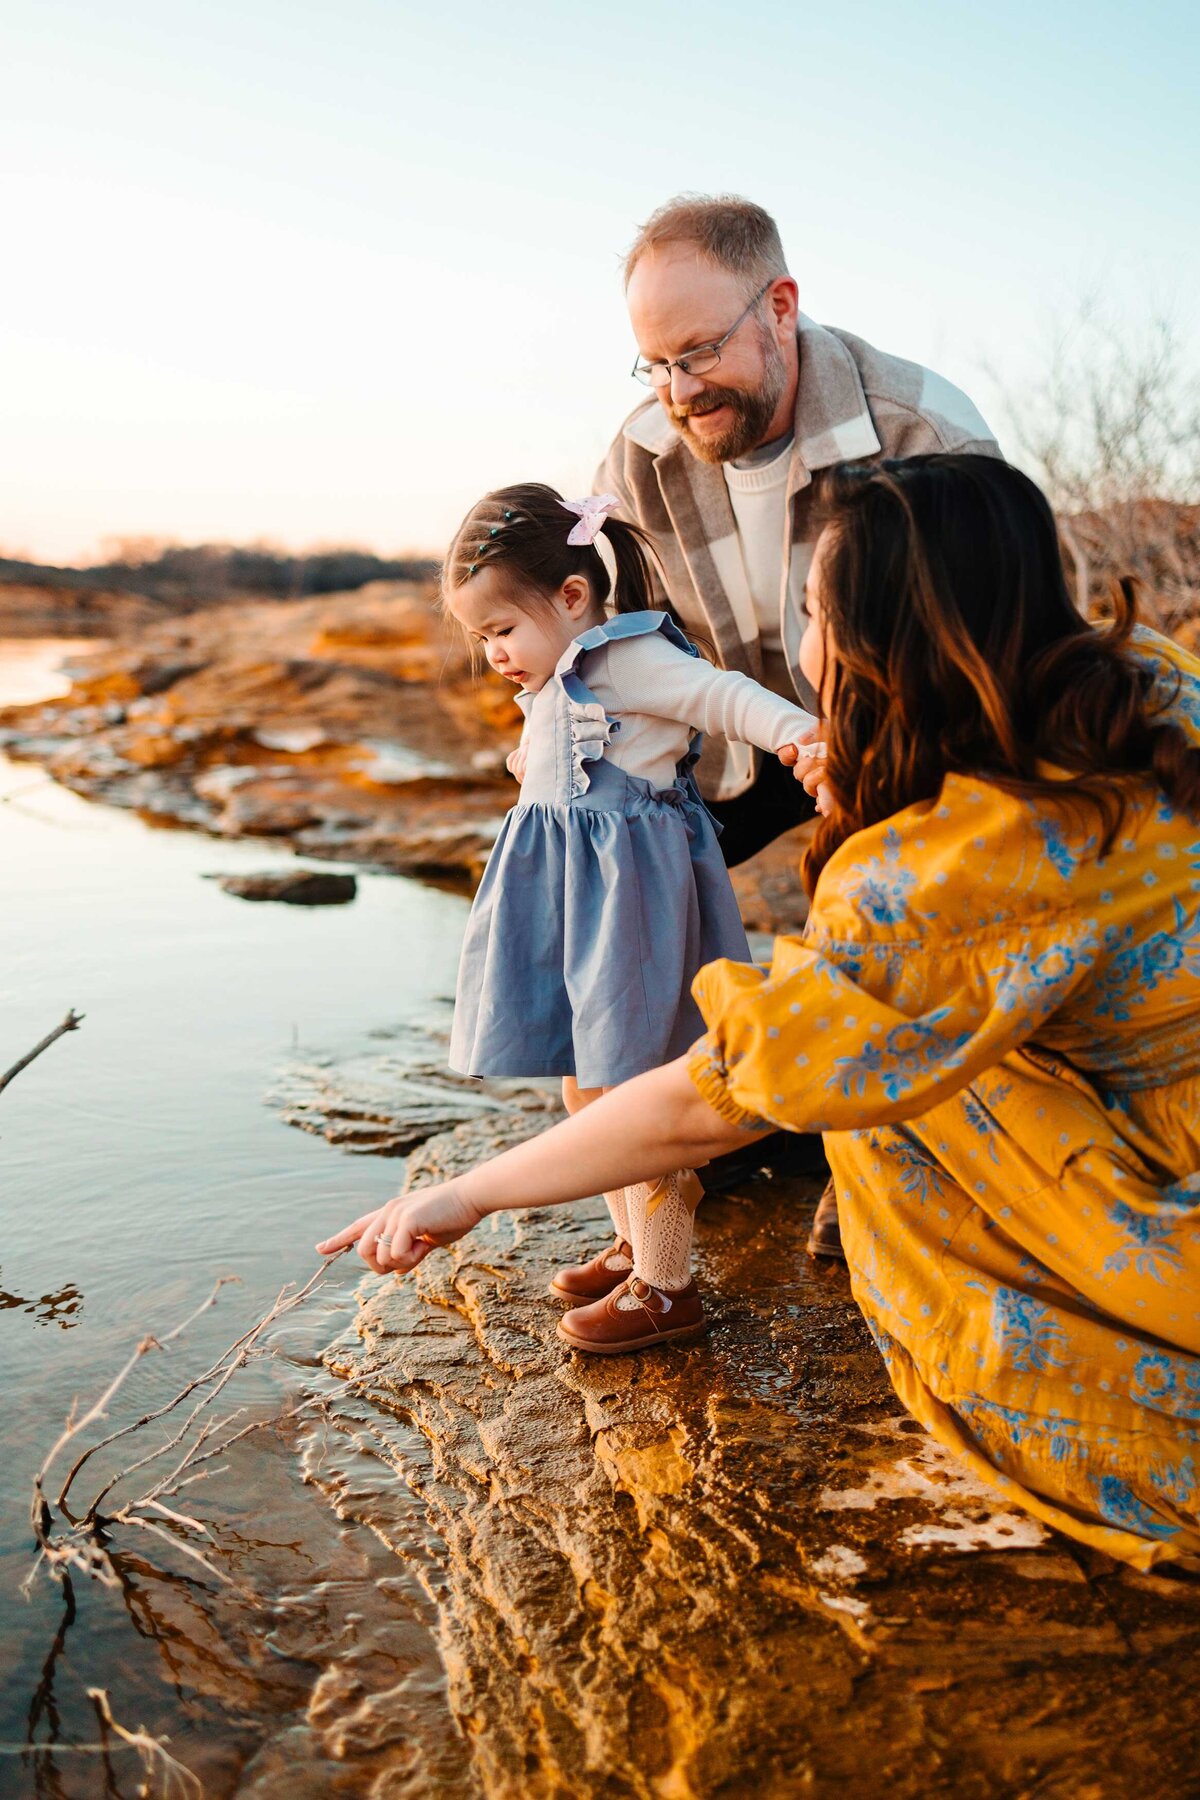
[503,509,514,520]
[476,542,486,553]
[468,562,477,576]
[489,526,499,537]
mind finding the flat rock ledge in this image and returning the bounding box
[320,1112,1200,1799]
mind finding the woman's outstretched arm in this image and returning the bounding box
[316,1054,768,1273]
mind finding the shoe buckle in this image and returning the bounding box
[627,1275,668,1325]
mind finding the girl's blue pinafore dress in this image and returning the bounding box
[449,612,752,1088]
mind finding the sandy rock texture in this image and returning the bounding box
[0,587,813,929]
[318,1110,1200,1799]
[268,1019,558,1156]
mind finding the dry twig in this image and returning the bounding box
[0,1009,84,1097]
[26,1250,377,1603]
[0,1686,201,1799]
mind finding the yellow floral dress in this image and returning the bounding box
[688,626,1200,1568]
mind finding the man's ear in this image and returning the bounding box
[769,276,800,339]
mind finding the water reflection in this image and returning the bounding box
[0,1276,83,1330]
[2,639,472,1795]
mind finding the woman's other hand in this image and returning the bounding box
[778,726,832,816]
[316,1182,484,1274]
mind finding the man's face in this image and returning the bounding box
[626,245,797,465]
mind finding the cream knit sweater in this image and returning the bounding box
[520,630,816,794]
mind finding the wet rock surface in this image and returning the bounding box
[214,869,359,905]
[267,1019,558,1156]
[317,1108,1200,1798]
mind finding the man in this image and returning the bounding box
[597,194,1002,1247]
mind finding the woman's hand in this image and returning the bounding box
[779,725,833,816]
[316,1181,484,1274]
[505,744,528,783]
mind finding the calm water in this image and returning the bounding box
[0,640,473,1793]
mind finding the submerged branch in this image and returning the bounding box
[30,1250,360,1603]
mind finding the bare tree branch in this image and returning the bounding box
[27,1249,389,1613]
[990,303,1200,630]
[0,1009,84,1097]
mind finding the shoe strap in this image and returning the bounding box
[625,1275,665,1334]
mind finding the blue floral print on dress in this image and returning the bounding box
[989,1287,1070,1372]
[1094,1475,1180,1539]
[1131,1350,1200,1418]
[1102,1193,1192,1280]
[845,825,919,925]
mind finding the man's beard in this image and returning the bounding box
[667,326,788,465]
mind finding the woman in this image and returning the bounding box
[320,455,1200,1570]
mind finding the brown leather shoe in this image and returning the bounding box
[549,1238,633,1301]
[556,1276,707,1355]
[806,1179,845,1261]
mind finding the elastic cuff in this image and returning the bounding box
[686,1037,774,1132]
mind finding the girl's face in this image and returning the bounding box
[448,568,601,693]
[799,527,834,708]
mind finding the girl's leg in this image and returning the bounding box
[560,1078,631,1262]
[557,1167,708,1350]
[624,1169,704,1293]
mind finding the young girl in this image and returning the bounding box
[400,482,813,1351]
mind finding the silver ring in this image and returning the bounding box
[378,1234,392,1247]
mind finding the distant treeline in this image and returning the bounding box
[0,544,439,606]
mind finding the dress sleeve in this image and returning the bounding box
[687,914,1101,1134]
[604,632,817,752]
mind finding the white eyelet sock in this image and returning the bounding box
[602,1189,633,1268]
[623,1170,704,1300]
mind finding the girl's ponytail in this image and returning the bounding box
[603,514,662,616]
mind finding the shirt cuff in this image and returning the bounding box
[686,1034,776,1132]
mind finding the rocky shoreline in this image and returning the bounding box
[0,586,813,928]
[312,1097,1200,1798]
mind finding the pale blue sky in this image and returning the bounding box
[2,0,1196,561]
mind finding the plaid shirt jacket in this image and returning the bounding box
[595,313,1002,798]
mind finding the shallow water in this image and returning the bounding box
[0,639,473,1793]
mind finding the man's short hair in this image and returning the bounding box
[623,194,789,289]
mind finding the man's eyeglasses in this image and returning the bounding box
[630,281,773,389]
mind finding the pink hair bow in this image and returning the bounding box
[559,493,620,546]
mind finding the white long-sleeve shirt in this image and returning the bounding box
[539,630,817,793]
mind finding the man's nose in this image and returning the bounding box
[668,364,706,405]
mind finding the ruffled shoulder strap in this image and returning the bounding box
[559,609,699,676]
[551,612,697,799]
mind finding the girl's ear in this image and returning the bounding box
[560,574,593,616]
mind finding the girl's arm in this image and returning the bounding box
[316,1054,768,1273]
[602,633,817,753]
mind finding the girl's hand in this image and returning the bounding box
[505,744,528,783]
[316,1182,484,1274]
[778,725,832,815]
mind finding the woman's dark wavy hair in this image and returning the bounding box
[804,452,1200,895]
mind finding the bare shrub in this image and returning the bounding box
[994,304,1200,634]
